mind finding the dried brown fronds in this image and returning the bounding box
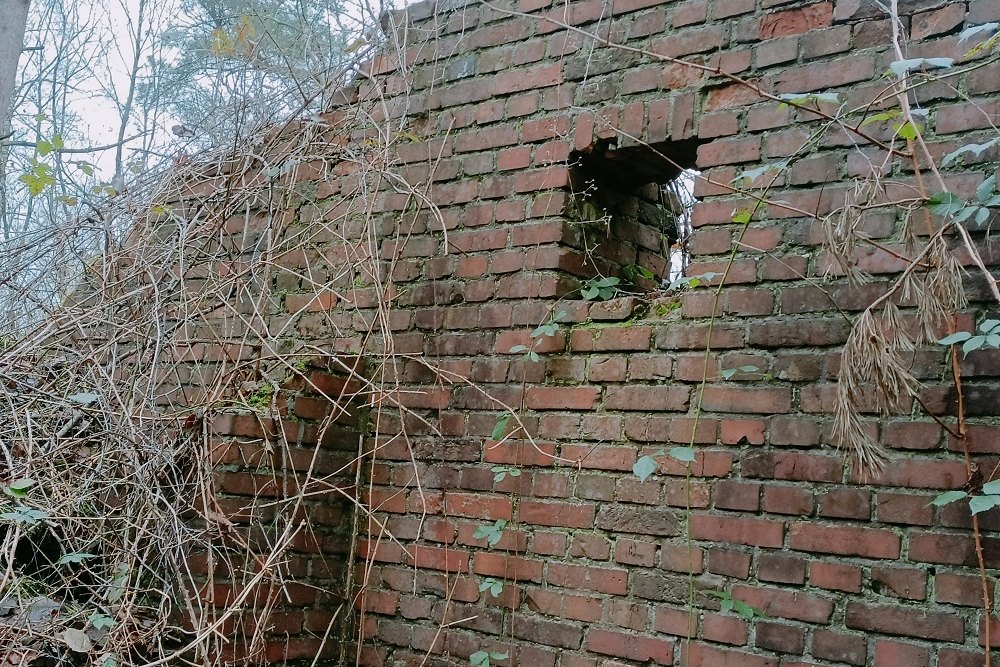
[832,304,921,473]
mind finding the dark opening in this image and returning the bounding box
[569,138,701,284]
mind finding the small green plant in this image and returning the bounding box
[509,310,565,362]
[245,382,275,410]
[473,519,507,548]
[478,577,505,597]
[470,651,508,667]
[665,271,718,292]
[937,318,1000,357]
[927,175,999,227]
[704,590,767,621]
[632,446,696,482]
[622,264,656,283]
[581,276,620,300]
[491,465,520,483]
[931,479,1000,515]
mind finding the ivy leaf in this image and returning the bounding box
[930,490,968,506]
[633,455,658,482]
[969,495,1000,515]
[669,446,697,463]
[937,331,972,346]
[491,414,511,441]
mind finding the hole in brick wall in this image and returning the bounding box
[569,138,701,284]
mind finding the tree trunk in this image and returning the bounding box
[0,0,30,140]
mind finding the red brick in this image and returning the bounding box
[547,563,629,595]
[846,603,964,642]
[585,629,674,664]
[520,500,596,528]
[788,523,900,558]
[810,562,863,593]
[690,515,784,547]
[759,2,832,38]
[525,386,600,410]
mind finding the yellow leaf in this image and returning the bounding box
[210,28,234,56]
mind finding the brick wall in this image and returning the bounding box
[163,0,1000,664]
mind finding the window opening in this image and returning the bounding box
[569,138,701,286]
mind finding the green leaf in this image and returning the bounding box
[942,137,1000,166]
[532,322,559,338]
[978,319,1000,334]
[89,613,115,630]
[720,368,737,380]
[478,578,505,597]
[633,455,658,482]
[958,22,999,45]
[937,331,972,345]
[33,113,47,121]
[981,479,1000,495]
[739,365,760,373]
[470,651,490,667]
[669,446,697,463]
[927,192,967,217]
[888,57,954,78]
[37,139,53,156]
[930,490,967,506]
[962,335,987,357]
[56,195,79,207]
[51,134,64,150]
[735,164,785,186]
[777,91,839,108]
[969,495,1000,515]
[976,175,997,204]
[509,344,528,354]
[975,207,990,227]
[1,507,49,525]
[8,478,34,491]
[894,120,921,140]
[491,414,511,441]
[57,552,96,565]
[76,162,95,176]
[731,209,753,224]
[473,519,507,547]
[860,109,901,127]
[581,285,599,300]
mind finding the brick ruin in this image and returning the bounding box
[168,0,1000,664]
